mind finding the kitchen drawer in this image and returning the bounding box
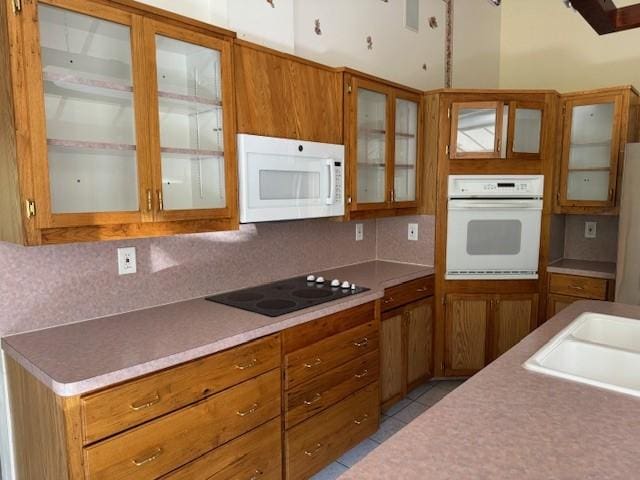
[382,276,434,312]
[161,418,282,480]
[285,321,378,389]
[548,273,608,300]
[283,302,375,354]
[81,334,280,444]
[285,350,379,429]
[83,369,281,480]
[285,382,379,480]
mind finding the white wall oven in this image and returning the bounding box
[237,134,345,223]
[446,175,544,280]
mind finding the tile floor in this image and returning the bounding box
[310,379,465,480]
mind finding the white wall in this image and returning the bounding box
[138,0,502,90]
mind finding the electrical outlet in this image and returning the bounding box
[408,223,419,241]
[355,223,364,241]
[117,247,137,275]
[585,221,597,239]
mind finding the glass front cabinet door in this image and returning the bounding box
[450,102,503,159]
[349,76,421,214]
[559,94,623,207]
[23,0,236,232]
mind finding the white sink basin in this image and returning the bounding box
[524,312,640,398]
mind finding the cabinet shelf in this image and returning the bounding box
[358,128,415,139]
[567,166,611,172]
[47,139,223,159]
[570,140,611,147]
[44,71,222,108]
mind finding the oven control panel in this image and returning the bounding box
[448,175,544,198]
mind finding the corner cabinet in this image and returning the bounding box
[344,72,423,219]
[0,0,238,245]
[557,86,639,213]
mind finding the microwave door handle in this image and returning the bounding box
[326,159,336,205]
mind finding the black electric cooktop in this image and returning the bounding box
[206,276,369,317]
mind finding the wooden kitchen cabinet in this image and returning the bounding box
[557,86,639,213]
[7,334,283,480]
[344,71,423,219]
[380,276,434,410]
[0,0,238,245]
[233,40,343,144]
[444,293,538,376]
[547,272,614,319]
[449,99,545,160]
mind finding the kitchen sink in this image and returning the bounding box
[524,313,640,398]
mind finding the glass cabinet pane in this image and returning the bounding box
[155,35,225,211]
[39,5,139,214]
[394,98,418,202]
[455,107,498,154]
[566,102,615,201]
[357,88,387,203]
[512,108,542,154]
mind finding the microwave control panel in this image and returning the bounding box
[334,161,343,203]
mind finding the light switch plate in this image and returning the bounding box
[117,247,137,275]
[355,223,364,241]
[585,221,597,239]
[408,223,419,241]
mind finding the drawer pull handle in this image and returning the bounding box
[569,285,585,290]
[304,443,323,457]
[249,469,264,480]
[383,297,394,304]
[416,287,429,292]
[304,393,322,406]
[353,413,369,425]
[237,403,259,417]
[235,358,258,370]
[353,338,369,348]
[132,447,162,466]
[130,393,160,411]
[304,358,322,368]
[354,369,369,379]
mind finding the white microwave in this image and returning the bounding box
[237,134,345,223]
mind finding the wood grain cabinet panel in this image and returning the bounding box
[380,310,404,405]
[81,334,281,444]
[160,418,282,480]
[285,382,379,480]
[493,295,538,359]
[285,350,378,429]
[406,298,434,386]
[284,321,378,389]
[547,293,580,319]
[83,369,281,480]
[234,41,343,144]
[445,295,490,375]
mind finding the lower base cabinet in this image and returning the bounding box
[445,293,538,376]
[547,273,613,319]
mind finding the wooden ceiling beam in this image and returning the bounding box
[570,0,640,34]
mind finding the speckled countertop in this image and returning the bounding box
[548,258,617,279]
[341,300,640,480]
[1,261,433,397]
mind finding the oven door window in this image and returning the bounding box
[259,170,320,201]
[467,220,522,255]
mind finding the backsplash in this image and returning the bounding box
[563,215,619,263]
[0,216,435,338]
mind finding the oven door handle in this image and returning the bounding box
[448,200,543,210]
[326,158,336,205]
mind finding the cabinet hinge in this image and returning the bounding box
[447,107,451,119]
[445,145,450,157]
[12,0,22,13]
[25,199,36,219]
[348,84,352,94]
[347,196,352,204]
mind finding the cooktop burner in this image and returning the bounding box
[206,275,369,317]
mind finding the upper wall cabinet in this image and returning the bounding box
[345,72,423,219]
[557,86,639,213]
[233,40,343,144]
[0,0,238,245]
[449,99,544,160]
